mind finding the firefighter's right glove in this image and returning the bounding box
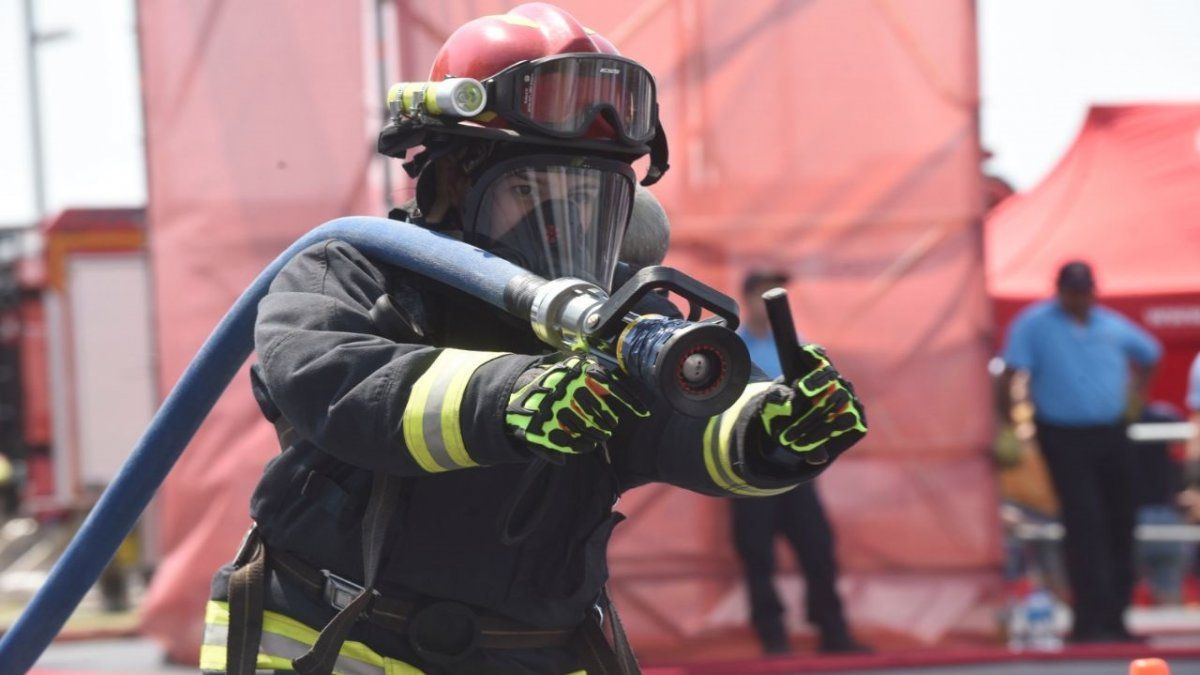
[506,355,649,457]
[756,345,868,461]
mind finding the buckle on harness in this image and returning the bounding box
[321,570,374,612]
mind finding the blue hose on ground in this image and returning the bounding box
[0,216,535,674]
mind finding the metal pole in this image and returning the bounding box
[22,0,48,220]
[374,0,395,211]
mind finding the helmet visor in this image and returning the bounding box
[465,155,636,290]
[489,54,657,144]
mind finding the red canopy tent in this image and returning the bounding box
[987,104,1200,406]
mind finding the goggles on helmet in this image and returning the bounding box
[482,53,659,146]
[462,154,636,291]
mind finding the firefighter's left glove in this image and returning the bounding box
[757,345,868,461]
[506,355,650,457]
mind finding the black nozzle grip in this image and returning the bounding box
[762,288,828,466]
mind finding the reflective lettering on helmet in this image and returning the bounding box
[487,14,541,29]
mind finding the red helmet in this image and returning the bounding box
[379,3,668,185]
[430,4,620,84]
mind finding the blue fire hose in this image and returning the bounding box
[0,216,535,674]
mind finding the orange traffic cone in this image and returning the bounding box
[1130,658,1169,675]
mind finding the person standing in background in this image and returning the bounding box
[999,261,1162,643]
[729,270,867,655]
[1177,352,1200,521]
[1187,352,1200,462]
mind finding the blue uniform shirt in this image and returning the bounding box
[1003,300,1162,426]
[1187,352,1200,412]
[740,326,784,379]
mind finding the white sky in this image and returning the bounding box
[978,0,1200,189]
[0,0,142,227]
[1,0,1199,227]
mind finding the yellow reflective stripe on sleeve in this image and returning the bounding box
[701,416,727,490]
[439,351,500,469]
[402,355,445,473]
[702,383,795,497]
[403,349,508,473]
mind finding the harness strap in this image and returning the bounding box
[269,546,575,650]
[293,471,401,675]
[603,589,640,674]
[231,420,634,672]
[571,617,623,675]
[225,529,267,675]
[564,590,639,675]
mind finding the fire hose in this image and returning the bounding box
[0,216,749,673]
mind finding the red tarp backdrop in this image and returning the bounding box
[136,2,381,662]
[988,105,1200,408]
[138,0,995,662]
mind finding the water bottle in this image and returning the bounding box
[1024,587,1063,651]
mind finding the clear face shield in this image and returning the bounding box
[462,155,636,290]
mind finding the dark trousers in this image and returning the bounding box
[1036,422,1137,637]
[730,481,847,648]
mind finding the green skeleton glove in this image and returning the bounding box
[506,355,650,457]
[757,345,867,458]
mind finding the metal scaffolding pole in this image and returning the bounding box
[22,0,47,221]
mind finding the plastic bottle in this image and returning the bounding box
[1024,587,1063,651]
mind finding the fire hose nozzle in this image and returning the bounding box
[523,267,750,418]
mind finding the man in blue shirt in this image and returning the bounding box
[1001,261,1162,643]
[730,271,866,655]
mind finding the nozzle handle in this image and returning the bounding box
[762,288,828,465]
[589,265,740,340]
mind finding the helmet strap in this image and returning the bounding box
[641,120,670,186]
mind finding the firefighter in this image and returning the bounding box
[202,5,866,674]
